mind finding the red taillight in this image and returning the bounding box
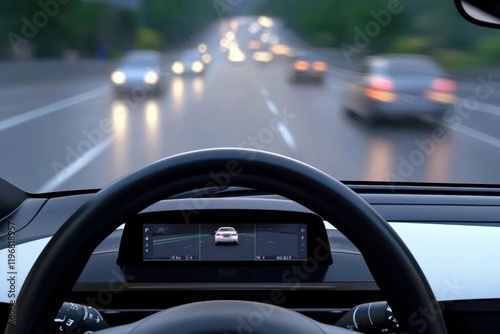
[370,77,393,91]
[294,60,309,71]
[365,77,396,102]
[232,233,237,236]
[432,78,456,92]
[312,61,327,72]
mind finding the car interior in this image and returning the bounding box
[1,0,500,333]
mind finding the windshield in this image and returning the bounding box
[120,57,159,68]
[1,0,500,193]
[218,228,235,232]
[369,57,445,76]
[182,51,202,59]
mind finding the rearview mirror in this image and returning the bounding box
[456,0,500,26]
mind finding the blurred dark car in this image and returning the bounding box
[110,50,166,97]
[289,52,328,84]
[343,54,456,122]
[171,49,206,76]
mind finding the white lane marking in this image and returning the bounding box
[184,245,193,249]
[277,121,297,151]
[259,87,269,98]
[264,98,279,116]
[0,86,109,132]
[38,136,115,192]
[259,89,298,152]
[268,241,276,244]
[456,98,500,118]
[435,120,500,150]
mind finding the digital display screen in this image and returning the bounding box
[142,223,307,261]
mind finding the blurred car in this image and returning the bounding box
[110,50,166,96]
[171,50,206,76]
[289,53,328,84]
[214,227,238,245]
[252,44,274,63]
[343,54,456,122]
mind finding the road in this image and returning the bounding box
[2,17,500,193]
[149,233,199,260]
[148,232,255,261]
[148,229,301,261]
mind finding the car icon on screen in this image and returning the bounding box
[215,227,238,245]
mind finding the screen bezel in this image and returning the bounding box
[117,209,332,267]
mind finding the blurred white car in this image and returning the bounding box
[110,50,166,96]
[171,50,206,76]
[215,227,238,245]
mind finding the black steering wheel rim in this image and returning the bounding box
[6,148,447,334]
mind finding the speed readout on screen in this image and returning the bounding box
[142,223,307,261]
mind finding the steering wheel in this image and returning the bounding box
[6,148,448,334]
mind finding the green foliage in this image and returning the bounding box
[134,27,161,50]
[137,0,219,49]
[254,0,500,69]
[390,37,430,54]
[434,49,480,70]
[2,0,500,69]
[0,0,138,58]
[254,0,408,49]
[473,35,500,64]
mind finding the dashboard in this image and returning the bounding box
[114,210,332,284]
[142,222,308,262]
[1,184,500,333]
[121,210,327,264]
